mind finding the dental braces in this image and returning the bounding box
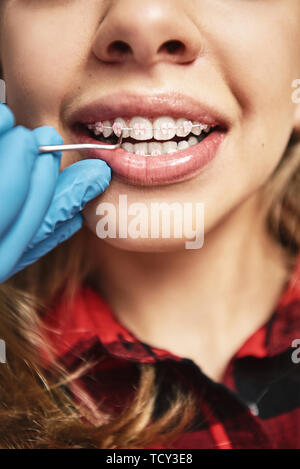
[87,121,211,137]
[38,126,204,156]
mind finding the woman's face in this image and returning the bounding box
[1,0,300,252]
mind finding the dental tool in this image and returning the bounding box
[38,132,123,154]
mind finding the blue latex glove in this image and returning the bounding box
[0,103,111,284]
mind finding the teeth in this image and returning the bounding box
[134,142,148,155]
[177,140,189,151]
[153,117,176,141]
[121,137,200,156]
[148,142,162,156]
[162,141,177,154]
[176,119,193,137]
[130,117,153,141]
[93,122,104,136]
[192,121,202,136]
[103,120,113,138]
[121,142,134,153]
[188,136,198,146]
[114,117,130,138]
[89,117,212,141]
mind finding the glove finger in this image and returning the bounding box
[7,213,83,280]
[0,135,62,278]
[0,104,15,134]
[0,126,39,238]
[26,159,111,250]
[31,125,64,158]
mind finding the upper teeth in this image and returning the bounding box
[87,116,211,141]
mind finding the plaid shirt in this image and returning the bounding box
[42,254,300,449]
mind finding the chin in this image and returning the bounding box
[93,235,192,253]
[82,190,205,253]
[82,214,195,253]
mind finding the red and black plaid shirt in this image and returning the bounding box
[42,254,300,449]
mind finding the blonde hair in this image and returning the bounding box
[0,230,201,448]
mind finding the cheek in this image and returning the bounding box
[205,2,299,148]
[1,7,87,126]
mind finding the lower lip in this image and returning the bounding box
[72,129,226,186]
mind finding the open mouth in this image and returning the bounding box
[74,117,217,157]
[69,93,229,185]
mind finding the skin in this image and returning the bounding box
[1,0,300,380]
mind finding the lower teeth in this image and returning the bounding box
[120,133,208,156]
[92,133,208,156]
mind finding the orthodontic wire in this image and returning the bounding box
[38,122,210,155]
[98,122,210,131]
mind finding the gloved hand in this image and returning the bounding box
[0,103,111,284]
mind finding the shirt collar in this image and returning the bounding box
[43,282,182,365]
[43,253,300,366]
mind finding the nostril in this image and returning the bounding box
[160,40,186,55]
[108,40,132,57]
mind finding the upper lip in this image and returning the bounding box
[68,91,230,129]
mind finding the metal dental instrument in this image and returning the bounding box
[39,132,123,154]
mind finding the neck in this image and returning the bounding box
[85,190,290,381]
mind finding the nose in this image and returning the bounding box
[93,0,202,67]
